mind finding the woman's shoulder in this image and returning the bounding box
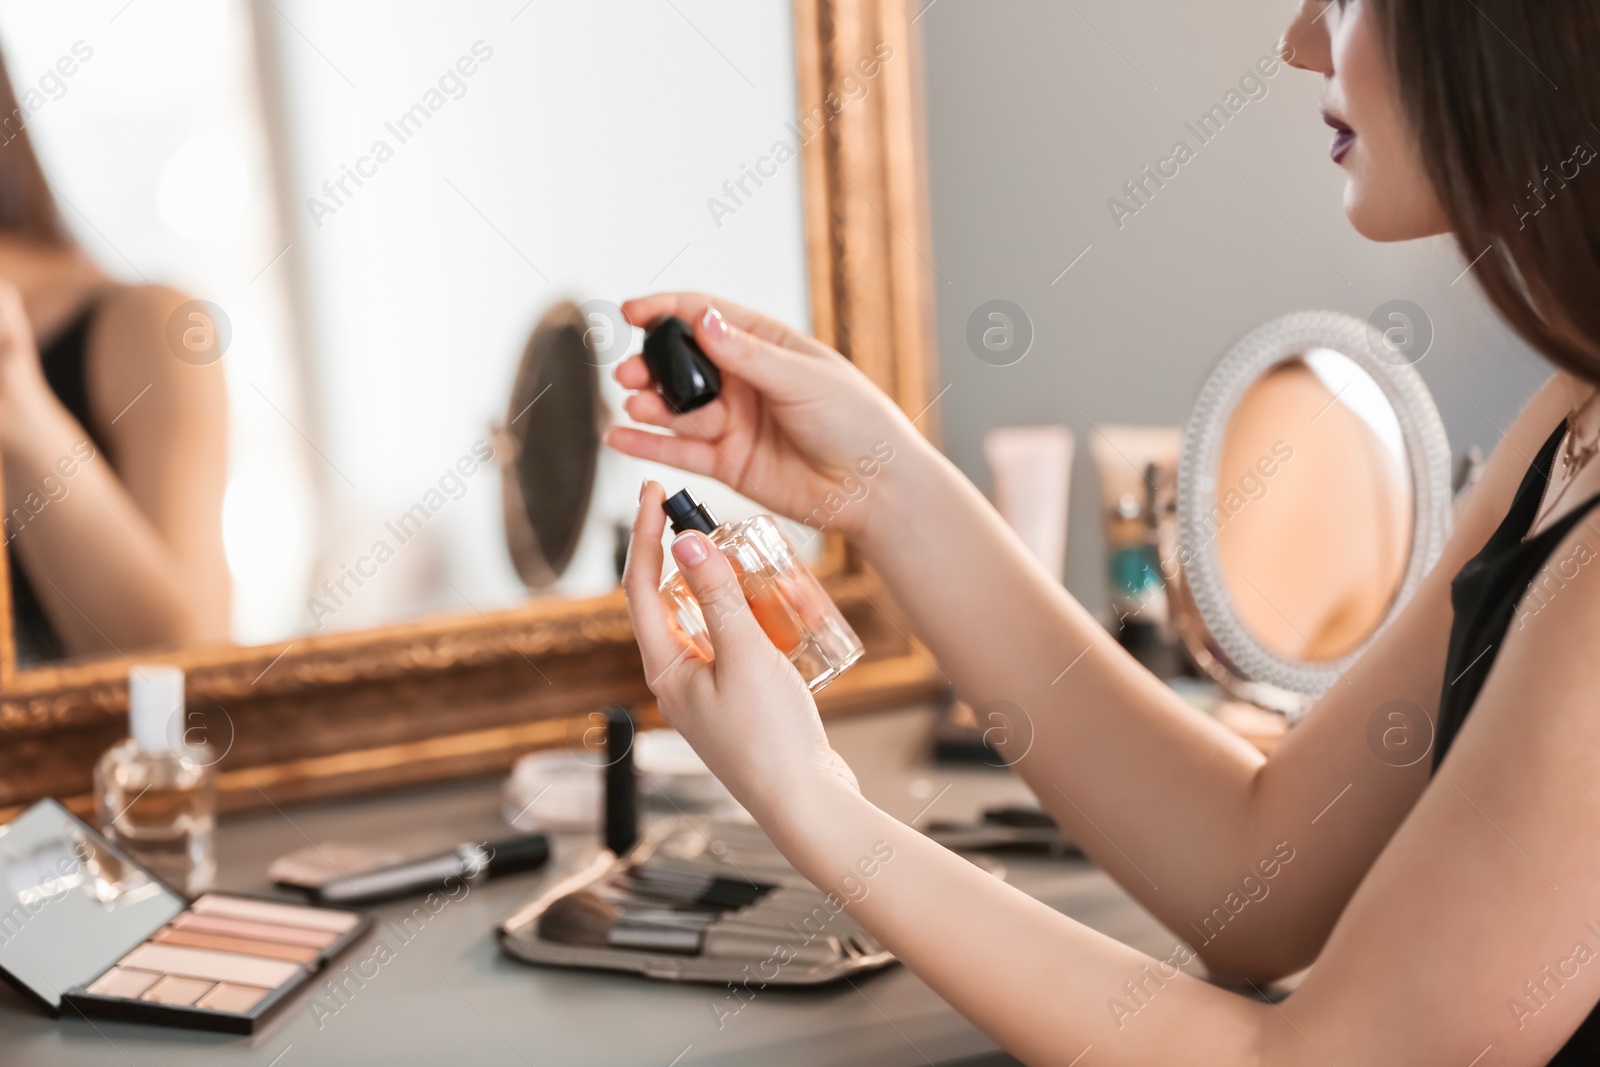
[83,283,223,430]
[1483,505,1600,741]
[1468,371,1600,676]
[85,283,214,362]
[90,282,193,336]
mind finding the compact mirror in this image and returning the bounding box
[1166,310,1453,714]
[0,800,183,1012]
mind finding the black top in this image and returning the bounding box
[7,301,103,664]
[662,488,718,536]
[1434,418,1600,1063]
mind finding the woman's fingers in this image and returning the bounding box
[623,481,696,686]
[614,354,652,391]
[622,292,834,358]
[620,389,677,427]
[623,292,768,339]
[693,306,832,403]
[616,296,841,433]
[604,427,725,480]
[668,530,769,661]
[621,388,732,440]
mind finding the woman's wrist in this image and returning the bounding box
[851,429,956,563]
[745,760,875,862]
[726,735,857,821]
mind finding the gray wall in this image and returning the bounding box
[916,0,1549,614]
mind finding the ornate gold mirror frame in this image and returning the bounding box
[0,0,943,819]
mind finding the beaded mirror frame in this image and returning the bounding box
[1168,310,1454,713]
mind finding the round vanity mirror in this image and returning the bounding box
[1167,310,1454,714]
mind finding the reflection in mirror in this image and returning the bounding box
[497,302,603,592]
[0,8,247,669]
[0,2,817,665]
[1212,351,1413,661]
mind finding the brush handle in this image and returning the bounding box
[703,925,844,966]
[602,910,859,964]
[607,923,701,954]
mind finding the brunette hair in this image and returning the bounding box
[1368,1,1600,381]
[0,44,70,247]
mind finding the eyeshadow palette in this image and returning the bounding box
[0,799,370,1034]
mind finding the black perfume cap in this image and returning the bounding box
[663,488,719,536]
[642,316,722,413]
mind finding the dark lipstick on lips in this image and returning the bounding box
[1323,110,1355,163]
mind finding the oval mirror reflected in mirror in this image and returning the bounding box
[499,302,603,592]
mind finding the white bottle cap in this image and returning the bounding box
[129,665,183,752]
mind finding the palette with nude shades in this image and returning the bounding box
[0,799,369,1034]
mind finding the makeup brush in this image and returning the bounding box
[536,890,846,965]
[610,864,866,940]
[537,890,702,954]
[614,868,772,910]
[536,889,617,947]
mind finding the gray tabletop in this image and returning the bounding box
[1,707,1175,1067]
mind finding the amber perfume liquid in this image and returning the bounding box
[659,492,864,691]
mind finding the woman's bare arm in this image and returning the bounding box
[607,290,1571,979]
[631,467,1600,1066]
[2,284,229,656]
[851,372,1572,980]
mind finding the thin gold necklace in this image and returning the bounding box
[1531,387,1600,534]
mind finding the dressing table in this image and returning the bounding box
[0,706,1169,1067]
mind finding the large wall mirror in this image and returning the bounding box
[0,0,939,815]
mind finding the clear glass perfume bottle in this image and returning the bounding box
[659,489,864,691]
[94,665,217,895]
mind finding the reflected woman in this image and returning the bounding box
[0,49,228,663]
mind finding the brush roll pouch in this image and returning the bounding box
[498,817,1004,986]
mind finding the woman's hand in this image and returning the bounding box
[607,293,924,543]
[623,479,858,816]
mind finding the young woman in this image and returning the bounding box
[609,1,1600,1062]
[0,51,229,663]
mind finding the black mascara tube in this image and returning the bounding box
[603,705,637,856]
[314,835,549,905]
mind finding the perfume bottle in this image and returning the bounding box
[659,489,864,691]
[94,665,217,895]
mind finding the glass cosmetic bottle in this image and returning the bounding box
[659,489,864,691]
[94,665,217,895]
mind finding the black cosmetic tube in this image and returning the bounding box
[603,706,638,856]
